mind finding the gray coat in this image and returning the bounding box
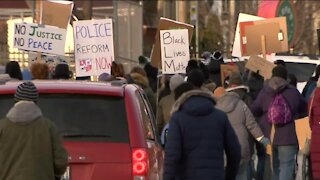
[216,92,263,163]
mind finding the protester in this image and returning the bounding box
[111,61,125,78]
[144,62,158,93]
[244,70,264,100]
[156,74,184,134]
[302,64,320,100]
[130,71,156,114]
[158,75,172,103]
[250,66,307,180]
[52,63,72,80]
[98,73,112,82]
[164,83,241,180]
[307,78,320,180]
[30,62,49,79]
[207,50,224,86]
[187,69,205,89]
[214,86,226,98]
[0,81,68,180]
[287,73,298,88]
[216,91,269,180]
[226,72,252,105]
[5,61,22,80]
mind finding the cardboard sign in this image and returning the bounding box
[239,17,288,56]
[295,117,311,150]
[151,17,194,69]
[160,29,189,74]
[245,55,276,79]
[232,13,265,58]
[73,19,114,77]
[13,22,67,56]
[220,64,239,85]
[41,0,74,29]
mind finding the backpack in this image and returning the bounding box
[267,93,292,124]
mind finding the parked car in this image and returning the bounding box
[0,80,164,180]
[226,54,320,93]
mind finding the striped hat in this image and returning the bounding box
[14,81,38,102]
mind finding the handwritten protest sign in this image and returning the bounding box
[73,19,114,77]
[151,17,194,68]
[245,55,276,79]
[160,29,189,74]
[13,22,67,56]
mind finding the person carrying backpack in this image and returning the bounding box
[250,66,307,180]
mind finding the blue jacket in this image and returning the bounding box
[250,77,307,145]
[164,90,241,180]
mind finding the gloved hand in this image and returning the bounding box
[259,137,271,148]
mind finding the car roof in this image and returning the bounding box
[0,80,128,96]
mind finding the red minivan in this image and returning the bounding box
[0,80,164,180]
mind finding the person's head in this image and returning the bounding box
[130,66,147,77]
[187,69,205,88]
[14,81,38,103]
[274,59,286,67]
[111,62,125,78]
[98,73,112,81]
[169,74,184,92]
[52,63,71,79]
[174,82,194,100]
[227,72,243,87]
[186,59,198,75]
[138,55,148,66]
[272,65,288,80]
[143,62,158,79]
[30,62,49,79]
[287,73,297,87]
[5,61,22,80]
[212,50,223,62]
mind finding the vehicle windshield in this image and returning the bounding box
[0,94,129,143]
[285,62,317,82]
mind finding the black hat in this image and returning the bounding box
[174,82,194,100]
[187,69,205,88]
[14,81,38,102]
[53,64,71,79]
[272,66,288,79]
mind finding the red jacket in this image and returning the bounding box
[309,88,320,179]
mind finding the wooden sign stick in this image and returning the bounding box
[261,35,267,59]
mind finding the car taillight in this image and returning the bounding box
[132,148,148,179]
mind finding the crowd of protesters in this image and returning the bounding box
[1,50,320,180]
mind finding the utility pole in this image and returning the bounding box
[190,1,199,58]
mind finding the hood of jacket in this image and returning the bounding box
[171,90,216,116]
[216,92,241,113]
[130,72,149,89]
[6,101,42,124]
[264,77,289,94]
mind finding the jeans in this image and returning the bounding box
[272,145,298,180]
[236,161,249,180]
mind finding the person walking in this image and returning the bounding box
[164,88,241,180]
[216,91,269,180]
[0,81,68,180]
[250,66,307,180]
[308,79,320,180]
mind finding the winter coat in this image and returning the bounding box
[207,59,224,87]
[302,77,318,101]
[164,90,241,180]
[0,101,68,180]
[216,92,263,163]
[130,72,157,114]
[156,93,175,133]
[308,84,320,179]
[250,77,307,145]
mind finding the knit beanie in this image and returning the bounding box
[228,72,243,86]
[169,74,184,91]
[14,81,38,102]
[187,69,205,88]
[272,66,287,79]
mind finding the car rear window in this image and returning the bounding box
[0,94,129,143]
[285,62,317,82]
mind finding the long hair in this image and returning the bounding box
[5,61,22,80]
